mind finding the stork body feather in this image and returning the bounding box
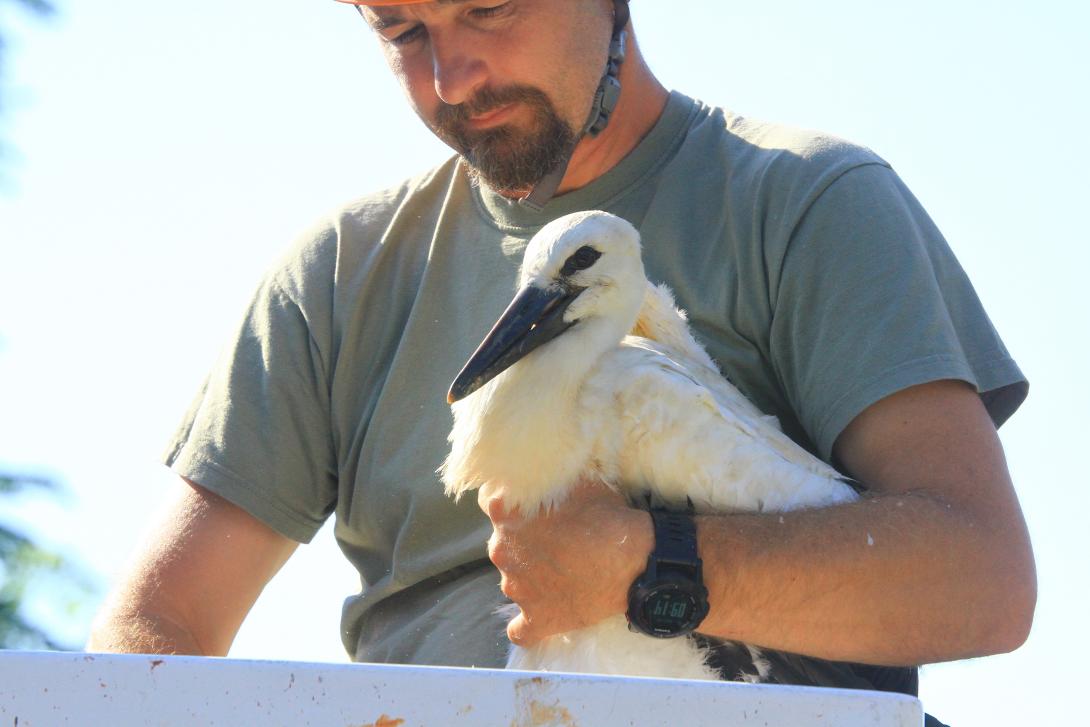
[441,210,857,680]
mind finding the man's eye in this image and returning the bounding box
[470,2,512,19]
[389,24,426,46]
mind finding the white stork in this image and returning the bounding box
[441,210,858,680]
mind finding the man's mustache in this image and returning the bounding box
[434,85,552,135]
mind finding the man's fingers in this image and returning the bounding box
[486,479,641,648]
[506,610,542,647]
[478,489,502,518]
[506,611,526,645]
[499,572,529,601]
[480,480,621,523]
[478,489,525,522]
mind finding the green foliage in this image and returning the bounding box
[2,1,92,649]
[0,472,93,650]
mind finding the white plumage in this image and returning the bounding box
[441,210,857,680]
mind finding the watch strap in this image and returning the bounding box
[649,508,701,570]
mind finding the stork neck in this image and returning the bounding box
[459,316,625,509]
[486,316,617,427]
[512,326,603,398]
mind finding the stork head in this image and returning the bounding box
[448,210,644,404]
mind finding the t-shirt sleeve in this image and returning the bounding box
[769,162,1028,461]
[162,257,338,543]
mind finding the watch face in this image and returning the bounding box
[642,588,700,634]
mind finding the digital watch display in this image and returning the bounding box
[626,509,710,638]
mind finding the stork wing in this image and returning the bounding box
[584,338,857,514]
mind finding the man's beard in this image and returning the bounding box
[431,85,578,193]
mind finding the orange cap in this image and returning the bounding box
[334,1,433,5]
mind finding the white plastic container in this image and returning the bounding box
[0,650,923,726]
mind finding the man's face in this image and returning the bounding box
[361,0,613,194]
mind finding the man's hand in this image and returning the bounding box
[478,380,1035,665]
[480,481,652,646]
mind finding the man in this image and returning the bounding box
[89,0,1035,713]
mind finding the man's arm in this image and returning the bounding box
[483,379,1036,666]
[87,476,298,656]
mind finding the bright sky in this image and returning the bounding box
[1,1,1087,725]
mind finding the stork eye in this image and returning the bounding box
[560,246,602,277]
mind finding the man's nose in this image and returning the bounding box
[430,32,488,107]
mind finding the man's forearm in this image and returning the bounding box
[697,489,1035,666]
[84,478,297,658]
[87,606,213,656]
[482,382,1036,664]
[492,472,1035,666]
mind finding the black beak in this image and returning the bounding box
[447,283,582,404]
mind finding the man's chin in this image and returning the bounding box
[433,113,576,196]
[457,133,559,195]
[461,159,534,198]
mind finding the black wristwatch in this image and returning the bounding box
[626,508,710,638]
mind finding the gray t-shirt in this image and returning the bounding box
[164,92,1026,670]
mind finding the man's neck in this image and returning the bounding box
[494,32,669,201]
[556,34,668,196]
